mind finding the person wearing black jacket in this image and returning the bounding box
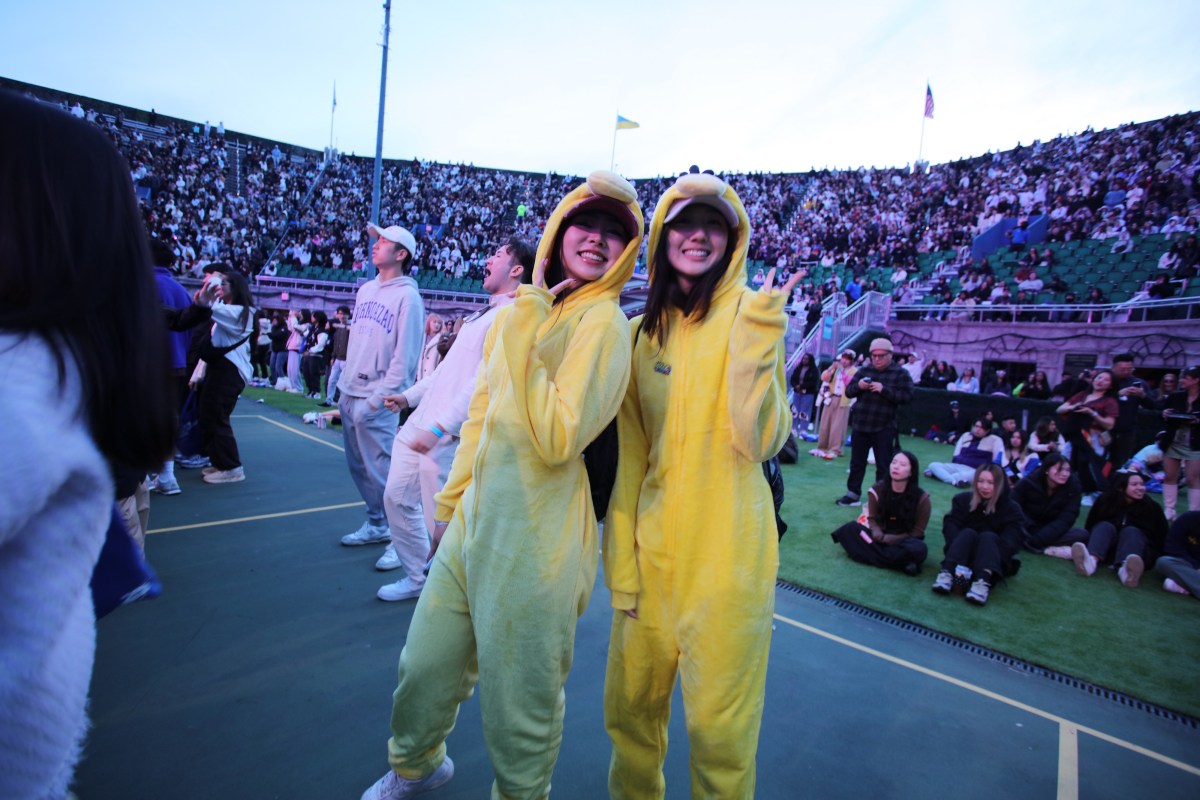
[931,462,1024,606]
[1154,511,1200,598]
[1069,471,1168,588]
[1013,453,1084,557]
[789,352,819,433]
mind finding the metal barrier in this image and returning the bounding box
[890,295,1200,324]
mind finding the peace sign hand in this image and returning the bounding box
[761,267,803,298]
[533,257,579,297]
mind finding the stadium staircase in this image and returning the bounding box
[226,141,246,197]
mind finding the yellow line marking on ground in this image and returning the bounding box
[147,501,365,534]
[231,414,344,452]
[773,613,1200,778]
[1058,723,1079,800]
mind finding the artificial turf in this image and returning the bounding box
[241,385,1200,718]
[777,435,1200,719]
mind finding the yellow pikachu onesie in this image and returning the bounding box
[603,173,792,799]
[383,171,643,800]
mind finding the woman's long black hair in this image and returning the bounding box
[0,91,176,471]
[873,450,925,533]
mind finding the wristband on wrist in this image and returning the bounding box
[430,423,445,439]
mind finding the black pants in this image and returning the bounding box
[301,355,326,396]
[199,357,245,470]
[1109,429,1137,472]
[1066,430,1107,493]
[941,527,1005,582]
[1023,521,1088,552]
[251,343,271,379]
[832,522,927,572]
[847,426,897,498]
[1084,521,1146,566]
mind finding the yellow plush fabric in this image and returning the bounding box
[602,174,792,799]
[385,171,643,799]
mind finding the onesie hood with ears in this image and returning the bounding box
[534,170,645,307]
[646,172,752,300]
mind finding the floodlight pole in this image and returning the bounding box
[368,0,393,279]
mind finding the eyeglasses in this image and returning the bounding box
[870,352,889,359]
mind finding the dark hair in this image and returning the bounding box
[311,309,328,329]
[640,217,734,346]
[1091,471,1144,522]
[336,305,351,315]
[149,237,177,268]
[1039,451,1068,479]
[872,450,925,534]
[1091,368,1118,398]
[222,271,254,329]
[1034,415,1057,443]
[1113,353,1135,365]
[504,237,536,284]
[0,91,175,471]
[974,417,994,433]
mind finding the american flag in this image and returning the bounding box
[924,84,935,119]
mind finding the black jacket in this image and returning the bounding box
[943,485,1025,573]
[1012,469,1083,550]
[1084,496,1169,563]
[1162,390,1200,450]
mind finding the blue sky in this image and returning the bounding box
[3,0,1198,177]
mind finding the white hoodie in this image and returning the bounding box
[338,274,425,408]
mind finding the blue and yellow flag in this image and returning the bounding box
[616,115,639,130]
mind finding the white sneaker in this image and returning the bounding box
[341,521,390,546]
[150,475,181,495]
[1119,554,1144,588]
[377,576,424,602]
[1163,578,1191,596]
[375,544,402,571]
[1042,545,1073,560]
[202,466,245,484]
[360,757,454,800]
[1071,542,1097,577]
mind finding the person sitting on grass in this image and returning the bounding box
[926,417,1004,487]
[926,399,967,444]
[999,428,1040,486]
[932,462,1025,606]
[830,451,930,576]
[1013,453,1084,558]
[1154,511,1200,599]
[1069,471,1168,589]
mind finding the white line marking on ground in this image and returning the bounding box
[773,613,1200,778]
[1058,723,1079,800]
[147,501,365,534]
[231,414,345,451]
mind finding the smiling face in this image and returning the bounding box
[1125,474,1146,501]
[1047,460,1071,487]
[559,211,629,283]
[664,204,730,291]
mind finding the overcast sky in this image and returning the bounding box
[3,0,1199,177]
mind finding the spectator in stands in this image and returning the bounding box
[790,352,819,433]
[1069,471,1167,588]
[926,417,1005,487]
[1161,365,1200,520]
[1111,352,1152,468]
[983,369,1013,396]
[1155,512,1200,599]
[928,399,967,444]
[931,463,1024,606]
[830,451,930,576]
[948,366,979,394]
[922,360,956,391]
[1029,416,1068,458]
[999,428,1040,485]
[1046,273,1069,294]
[1052,368,1090,401]
[813,349,857,459]
[835,338,913,507]
[1057,368,1119,501]
[1048,291,1079,323]
[337,224,425,550]
[1018,370,1053,400]
[373,237,533,601]
[1014,453,1084,558]
[1017,269,1044,292]
[1154,373,1178,409]
[0,91,177,800]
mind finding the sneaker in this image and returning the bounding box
[953,479,970,489]
[377,576,425,602]
[1163,578,1191,596]
[176,454,211,469]
[360,757,454,800]
[202,466,219,476]
[1042,545,1073,560]
[965,579,991,606]
[149,475,181,495]
[931,571,953,594]
[810,448,826,458]
[1119,554,1144,588]
[834,494,861,507]
[923,469,933,477]
[375,543,402,571]
[341,521,390,546]
[1071,542,1097,577]
[822,452,837,460]
[202,467,245,484]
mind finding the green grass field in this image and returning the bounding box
[242,385,1200,718]
[777,435,1200,719]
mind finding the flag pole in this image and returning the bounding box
[328,81,337,156]
[918,113,926,165]
[610,111,619,171]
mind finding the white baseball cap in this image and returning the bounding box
[366,223,417,256]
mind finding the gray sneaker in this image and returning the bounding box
[150,475,181,495]
[341,521,390,546]
[931,571,953,594]
[360,757,454,800]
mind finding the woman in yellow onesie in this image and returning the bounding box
[603,171,799,799]
[361,171,643,800]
